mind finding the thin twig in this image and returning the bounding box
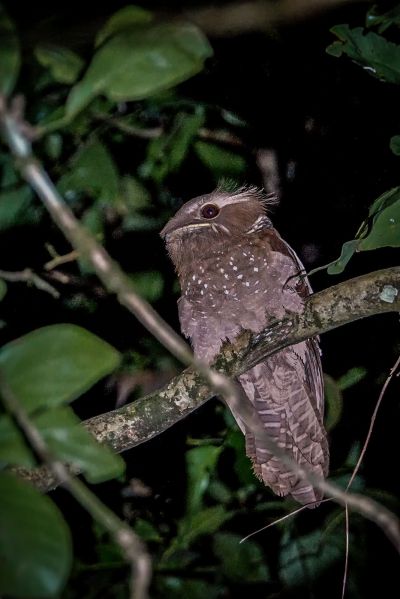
[340,353,400,596]
[240,497,333,543]
[342,505,350,599]
[44,249,79,271]
[0,268,60,298]
[347,354,400,491]
[0,374,151,599]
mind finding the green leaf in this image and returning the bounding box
[186,445,221,514]
[164,506,233,561]
[279,528,343,587]
[318,187,400,275]
[0,324,121,413]
[158,578,221,599]
[0,186,41,232]
[390,135,400,156]
[58,140,119,203]
[34,407,125,483]
[134,518,162,542]
[141,110,205,184]
[337,367,367,391]
[0,7,20,95]
[95,6,153,47]
[327,25,400,84]
[214,532,270,583]
[323,374,343,431]
[194,141,247,181]
[366,5,400,34]
[358,186,400,250]
[0,415,34,467]
[178,506,232,546]
[118,176,151,212]
[326,239,358,274]
[65,23,212,120]
[44,133,63,160]
[34,45,84,84]
[225,429,256,486]
[0,279,7,302]
[130,271,164,302]
[0,472,72,597]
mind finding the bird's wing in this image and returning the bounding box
[239,342,329,505]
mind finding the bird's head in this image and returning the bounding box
[161,186,275,242]
[160,186,276,276]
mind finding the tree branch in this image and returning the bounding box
[15,268,400,552]
[2,97,400,555]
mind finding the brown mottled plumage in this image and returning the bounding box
[161,187,329,505]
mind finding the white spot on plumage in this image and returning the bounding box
[254,267,259,272]
[233,266,238,271]
[238,274,243,279]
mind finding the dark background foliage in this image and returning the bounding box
[0,1,399,598]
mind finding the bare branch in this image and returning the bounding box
[179,0,368,37]
[0,268,60,298]
[0,375,151,599]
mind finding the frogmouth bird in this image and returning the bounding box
[161,187,329,505]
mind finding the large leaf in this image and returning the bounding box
[58,140,119,203]
[186,445,221,514]
[0,324,121,413]
[0,7,20,95]
[0,414,35,467]
[214,532,270,583]
[95,6,153,47]
[34,407,124,483]
[0,472,72,597]
[279,528,344,587]
[358,186,400,250]
[65,23,212,120]
[313,187,400,275]
[327,25,400,84]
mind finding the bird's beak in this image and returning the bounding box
[160,218,209,239]
[160,219,178,239]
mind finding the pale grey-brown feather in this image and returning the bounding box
[162,187,329,505]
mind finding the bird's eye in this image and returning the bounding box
[201,204,220,219]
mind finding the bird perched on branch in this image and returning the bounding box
[161,186,329,505]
